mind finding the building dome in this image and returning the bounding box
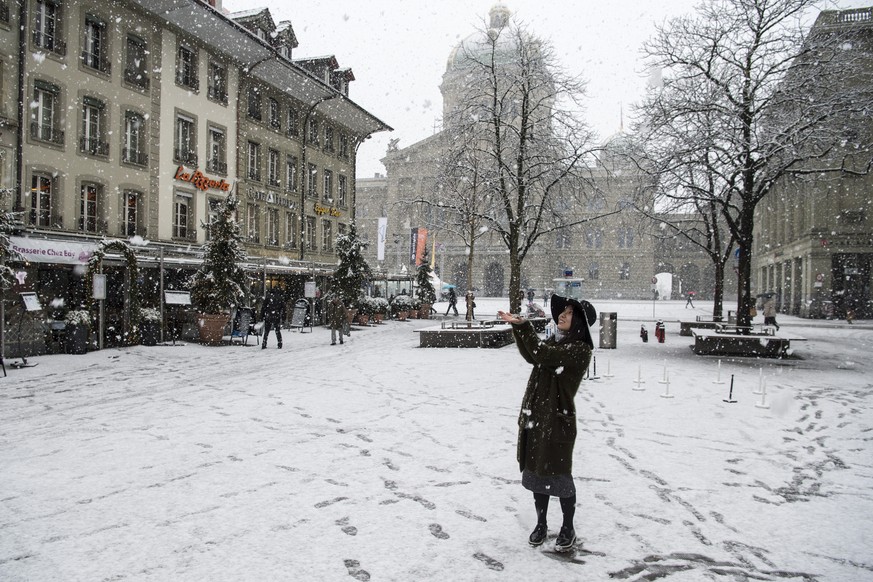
[445,4,516,73]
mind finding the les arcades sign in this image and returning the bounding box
[314,202,341,217]
[174,166,233,192]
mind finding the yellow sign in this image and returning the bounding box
[314,202,341,217]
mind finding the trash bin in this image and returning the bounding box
[599,312,617,349]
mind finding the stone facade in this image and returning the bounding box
[753,7,873,319]
[0,0,388,356]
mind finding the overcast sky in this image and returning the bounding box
[226,0,870,178]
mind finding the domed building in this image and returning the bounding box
[357,5,718,301]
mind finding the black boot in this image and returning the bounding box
[528,523,547,547]
[555,526,576,552]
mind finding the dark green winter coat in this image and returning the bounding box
[511,321,592,477]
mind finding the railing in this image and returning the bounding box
[123,68,150,90]
[122,148,148,166]
[206,158,227,174]
[174,149,198,166]
[838,7,872,23]
[31,123,64,145]
[33,32,66,56]
[82,52,110,74]
[80,137,109,156]
[175,71,199,91]
[207,86,227,104]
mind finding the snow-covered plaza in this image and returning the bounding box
[1,299,871,581]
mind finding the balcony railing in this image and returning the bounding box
[82,51,111,74]
[30,123,64,145]
[122,148,148,166]
[33,32,66,56]
[206,158,227,174]
[207,86,227,104]
[80,137,109,156]
[123,68,150,90]
[174,149,198,166]
[173,226,197,241]
[175,71,199,91]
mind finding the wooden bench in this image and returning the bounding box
[691,327,806,358]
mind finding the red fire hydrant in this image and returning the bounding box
[655,320,665,343]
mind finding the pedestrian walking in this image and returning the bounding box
[327,297,348,345]
[762,294,780,330]
[685,291,696,308]
[465,290,476,321]
[261,288,285,349]
[497,295,596,553]
[445,287,459,316]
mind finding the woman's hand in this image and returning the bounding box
[497,311,524,324]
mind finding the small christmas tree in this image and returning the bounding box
[190,193,247,314]
[334,222,372,306]
[0,193,22,289]
[415,249,437,305]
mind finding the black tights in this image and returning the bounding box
[533,492,576,529]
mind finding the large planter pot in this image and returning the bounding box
[373,313,384,324]
[396,310,408,321]
[197,313,229,345]
[357,313,370,325]
[141,321,160,346]
[65,324,90,354]
[419,303,432,319]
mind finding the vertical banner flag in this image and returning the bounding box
[415,228,428,268]
[377,217,387,261]
[410,228,428,267]
[409,228,418,266]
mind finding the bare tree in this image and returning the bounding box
[633,105,737,320]
[639,0,873,326]
[429,17,614,312]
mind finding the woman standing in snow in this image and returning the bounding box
[497,295,595,552]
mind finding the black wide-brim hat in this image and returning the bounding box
[550,295,597,328]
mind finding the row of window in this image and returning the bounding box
[30,173,143,237]
[245,87,351,158]
[29,171,346,251]
[245,142,348,205]
[30,0,232,102]
[31,80,149,165]
[238,201,345,251]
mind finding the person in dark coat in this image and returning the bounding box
[497,295,595,553]
[445,287,459,316]
[261,288,285,349]
[327,297,348,345]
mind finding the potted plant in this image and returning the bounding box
[140,307,162,346]
[415,257,437,319]
[392,294,413,321]
[356,296,373,325]
[189,193,248,345]
[371,297,390,323]
[410,297,422,319]
[64,309,91,354]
